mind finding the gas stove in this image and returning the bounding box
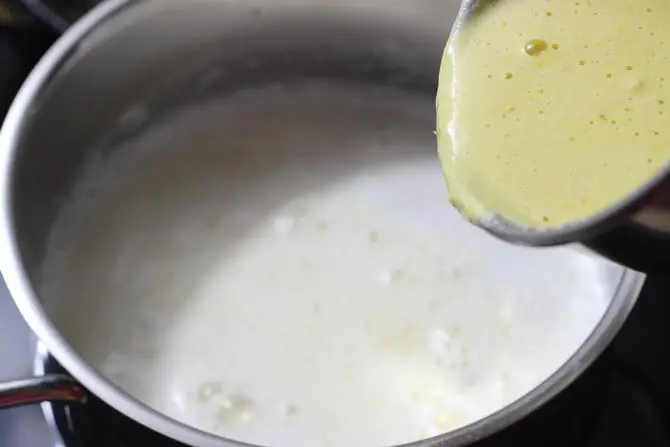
[1,2,670,446]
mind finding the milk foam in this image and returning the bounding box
[42,82,614,447]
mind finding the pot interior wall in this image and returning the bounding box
[9,0,455,289]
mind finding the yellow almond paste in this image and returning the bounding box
[437,0,670,227]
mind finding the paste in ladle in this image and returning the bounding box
[437,0,670,227]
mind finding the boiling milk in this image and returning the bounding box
[42,83,612,447]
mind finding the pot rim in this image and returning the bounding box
[0,0,648,446]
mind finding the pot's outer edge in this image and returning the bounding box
[0,0,647,446]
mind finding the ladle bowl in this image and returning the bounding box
[477,172,670,274]
[449,0,670,274]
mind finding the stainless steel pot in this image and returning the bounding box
[0,0,647,446]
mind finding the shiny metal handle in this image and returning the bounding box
[0,374,86,409]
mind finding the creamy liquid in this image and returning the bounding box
[42,83,613,447]
[437,0,670,227]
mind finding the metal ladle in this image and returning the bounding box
[448,0,670,275]
[476,176,670,275]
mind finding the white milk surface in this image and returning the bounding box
[42,82,613,447]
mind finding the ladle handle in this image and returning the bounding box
[0,374,86,409]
